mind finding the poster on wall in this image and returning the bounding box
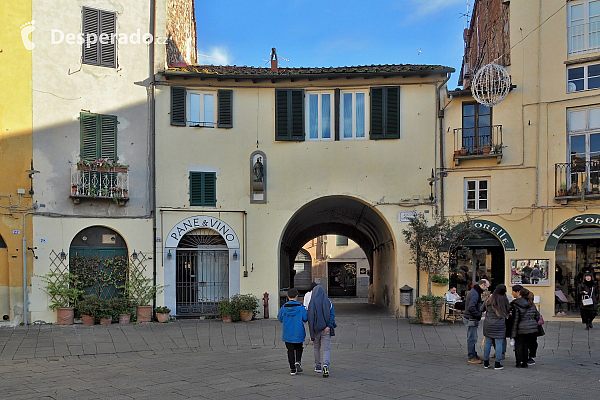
[510,259,550,286]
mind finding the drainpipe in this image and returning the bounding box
[437,72,452,219]
[150,0,157,312]
[22,211,35,325]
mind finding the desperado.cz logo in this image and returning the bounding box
[20,20,35,50]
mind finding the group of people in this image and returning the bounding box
[463,279,543,369]
[277,283,336,377]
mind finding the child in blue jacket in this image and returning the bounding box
[277,288,308,375]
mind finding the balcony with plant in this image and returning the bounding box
[453,125,503,165]
[70,161,129,205]
[555,160,600,201]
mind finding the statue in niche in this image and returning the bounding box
[253,157,264,182]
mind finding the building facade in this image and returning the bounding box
[444,0,600,321]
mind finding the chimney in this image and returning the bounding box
[270,47,278,72]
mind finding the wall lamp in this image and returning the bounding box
[167,249,172,260]
[233,250,238,261]
[59,250,67,260]
[132,250,138,260]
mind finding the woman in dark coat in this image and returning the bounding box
[579,272,599,329]
[510,287,539,368]
[482,284,510,370]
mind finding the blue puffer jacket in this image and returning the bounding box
[277,301,308,343]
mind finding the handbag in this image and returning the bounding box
[537,324,545,337]
[582,295,594,306]
[538,313,545,325]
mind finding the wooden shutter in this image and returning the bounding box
[100,115,117,160]
[99,10,116,68]
[80,113,98,160]
[217,90,233,128]
[190,172,216,206]
[171,87,187,126]
[370,87,400,139]
[82,7,100,65]
[275,89,305,141]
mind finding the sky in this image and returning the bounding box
[194,0,470,90]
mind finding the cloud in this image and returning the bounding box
[409,0,465,17]
[197,46,231,65]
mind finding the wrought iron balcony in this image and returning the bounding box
[453,125,503,166]
[70,165,129,205]
[568,22,600,56]
[555,160,600,201]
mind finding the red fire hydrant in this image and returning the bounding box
[263,292,269,319]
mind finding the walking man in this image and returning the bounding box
[463,279,489,364]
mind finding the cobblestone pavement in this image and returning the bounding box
[0,303,598,399]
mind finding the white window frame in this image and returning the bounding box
[305,90,335,141]
[340,90,369,140]
[464,178,489,212]
[567,62,600,92]
[568,0,600,55]
[187,90,216,127]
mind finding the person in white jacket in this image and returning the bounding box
[303,282,318,310]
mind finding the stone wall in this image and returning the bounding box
[166,0,197,65]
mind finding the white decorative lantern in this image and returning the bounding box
[471,63,511,107]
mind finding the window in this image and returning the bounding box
[462,102,491,153]
[170,87,232,128]
[567,63,600,92]
[568,0,600,55]
[306,91,334,140]
[340,90,368,140]
[80,112,117,161]
[275,89,305,141]
[82,7,116,68]
[336,236,348,246]
[189,172,216,206]
[567,107,600,191]
[370,87,400,139]
[465,179,489,211]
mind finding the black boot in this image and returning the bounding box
[590,321,594,329]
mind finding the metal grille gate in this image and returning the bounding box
[176,248,229,316]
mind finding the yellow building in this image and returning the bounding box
[0,1,34,324]
[155,61,453,317]
[444,0,600,322]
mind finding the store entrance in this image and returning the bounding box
[555,227,600,317]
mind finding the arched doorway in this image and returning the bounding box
[279,196,394,308]
[69,226,128,299]
[293,249,312,292]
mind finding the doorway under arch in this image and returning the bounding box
[279,196,395,308]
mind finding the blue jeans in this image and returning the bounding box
[483,337,503,363]
[464,318,479,360]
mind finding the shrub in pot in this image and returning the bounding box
[97,298,113,325]
[121,270,163,322]
[155,306,171,323]
[230,293,259,322]
[77,294,100,326]
[39,272,83,325]
[108,297,133,324]
[217,299,233,322]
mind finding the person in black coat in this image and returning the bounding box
[482,284,510,369]
[463,279,489,364]
[579,272,599,329]
[510,287,539,368]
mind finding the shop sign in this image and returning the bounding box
[165,215,240,248]
[472,219,516,251]
[545,214,600,251]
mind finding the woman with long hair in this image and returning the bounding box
[510,287,539,368]
[579,272,599,329]
[482,284,510,370]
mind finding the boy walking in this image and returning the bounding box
[307,285,336,378]
[277,288,308,375]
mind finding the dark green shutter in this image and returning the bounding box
[100,115,117,160]
[275,89,305,141]
[80,112,117,161]
[217,89,233,128]
[80,113,98,160]
[190,172,216,206]
[171,87,187,126]
[82,7,116,67]
[370,86,400,139]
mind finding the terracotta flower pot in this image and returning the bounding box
[99,317,112,325]
[137,305,152,322]
[418,300,445,325]
[156,312,170,323]
[240,310,253,322]
[82,314,95,326]
[56,307,74,325]
[119,314,131,324]
[221,314,232,323]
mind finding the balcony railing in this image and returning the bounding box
[453,125,503,165]
[555,160,600,199]
[70,165,129,205]
[568,22,600,56]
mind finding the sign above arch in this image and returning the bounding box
[545,214,600,251]
[165,216,240,248]
[472,219,516,251]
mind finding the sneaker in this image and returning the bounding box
[295,362,303,373]
[527,358,535,366]
[314,365,322,373]
[590,322,594,328]
[483,360,491,369]
[494,362,504,370]
[322,364,329,378]
[521,363,528,368]
[468,359,482,364]
[290,369,296,376]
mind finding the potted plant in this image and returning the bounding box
[155,306,171,323]
[97,298,113,325]
[454,150,461,157]
[230,293,259,322]
[77,294,100,326]
[217,299,233,322]
[71,184,79,195]
[460,148,467,156]
[430,275,449,285]
[403,212,479,324]
[558,183,567,197]
[122,269,164,322]
[482,145,491,154]
[39,272,83,325]
[109,297,133,324]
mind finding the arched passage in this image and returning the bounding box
[279,196,395,308]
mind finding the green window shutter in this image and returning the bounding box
[80,113,98,160]
[190,172,216,206]
[171,87,187,126]
[99,10,116,68]
[275,89,305,141]
[100,115,117,160]
[217,89,233,128]
[370,86,400,139]
[82,7,100,65]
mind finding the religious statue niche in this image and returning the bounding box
[250,151,267,204]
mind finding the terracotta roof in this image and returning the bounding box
[164,64,454,80]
